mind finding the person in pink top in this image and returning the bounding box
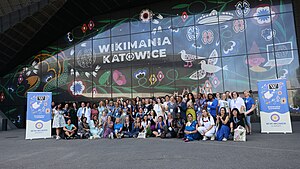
[91,103,99,120]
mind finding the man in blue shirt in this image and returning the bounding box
[243,90,256,134]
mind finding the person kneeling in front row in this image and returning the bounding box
[197,109,216,141]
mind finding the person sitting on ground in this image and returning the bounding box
[131,117,143,138]
[89,115,102,139]
[152,116,165,137]
[77,117,90,139]
[123,116,133,138]
[103,115,114,139]
[141,115,151,137]
[216,107,230,141]
[183,113,200,142]
[230,108,245,135]
[161,112,176,138]
[198,109,216,141]
[114,117,123,139]
[63,119,77,139]
[174,112,185,138]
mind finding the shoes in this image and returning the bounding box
[56,136,60,140]
[202,136,207,141]
[222,138,227,142]
[184,139,189,142]
[110,132,114,139]
[210,135,215,141]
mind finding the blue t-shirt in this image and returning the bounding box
[244,97,255,111]
[65,124,75,131]
[114,123,123,131]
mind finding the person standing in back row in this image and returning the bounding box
[243,90,256,135]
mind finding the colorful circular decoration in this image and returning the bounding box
[140,9,153,22]
[35,122,43,129]
[186,26,200,41]
[280,98,287,104]
[270,114,280,122]
[76,48,95,68]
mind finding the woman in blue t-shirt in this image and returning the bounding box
[243,90,256,135]
[183,113,200,142]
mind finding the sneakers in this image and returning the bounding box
[110,132,114,139]
[202,136,208,141]
[56,136,60,140]
[222,138,227,142]
[210,135,215,141]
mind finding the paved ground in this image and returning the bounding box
[0,123,300,169]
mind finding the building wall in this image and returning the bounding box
[0,0,299,128]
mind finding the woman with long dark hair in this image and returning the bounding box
[216,107,230,141]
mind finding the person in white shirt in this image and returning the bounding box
[153,99,163,118]
[230,91,245,113]
[197,109,216,141]
[77,102,91,124]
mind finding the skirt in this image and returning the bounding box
[52,114,66,128]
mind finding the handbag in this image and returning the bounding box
[137,132,146,139]
[234,125,246,142]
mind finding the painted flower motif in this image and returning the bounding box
[92,87,98,95]
[201,30,214,45]
[157,71,164,82]
[149,74,157,85]
[24,61,39,76]
[140,9,153,23]
[113,70,126,86]
[235,0,250,18]
[70,81,85,96]
[233,19,246,33]
[253,6,275,24]
[134,69,147,79]
[261,28,276,41]
[246,54,265,67]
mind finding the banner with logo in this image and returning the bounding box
[257,79,292,133]
[26,92,52,139]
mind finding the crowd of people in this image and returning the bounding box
[51,90,256,142]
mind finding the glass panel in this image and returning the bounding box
[222,55,250,92]
[248,52,277,91]
[217,19,246,57]
[272,12,298,51]
[276,50,300,89]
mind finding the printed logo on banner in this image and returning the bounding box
[35,122,43,129]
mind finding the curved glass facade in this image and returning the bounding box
[0,0,299,128]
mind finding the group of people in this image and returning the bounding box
[51,90,256,142]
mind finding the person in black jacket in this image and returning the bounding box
[122,115,133,138]
[230,108,245,134]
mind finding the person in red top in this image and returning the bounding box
[91,103,99,120]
